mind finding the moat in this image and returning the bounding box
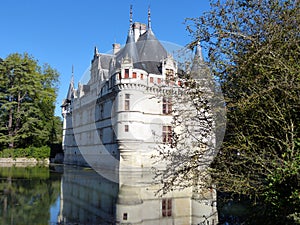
[0,165,219,225]
[0,165,256,225]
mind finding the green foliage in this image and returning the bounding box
[186,0,300,223]
[0,146,50,159]
[0,166,61,225]
[0,53,60,149]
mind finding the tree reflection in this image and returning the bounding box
[0,166,61,225]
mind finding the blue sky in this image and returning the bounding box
[0,0,210,117]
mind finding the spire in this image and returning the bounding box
[129,5,133,28]
[148,6,152,30]
[194,41,204,62]
[126,5,134,44]
[94,46,98,56]
[66,66,74,100]
[71,65,74,81]
[191,41,209,81]
[116,5,139,64]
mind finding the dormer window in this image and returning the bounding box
[124,69,129,78]
[132,72,137,78]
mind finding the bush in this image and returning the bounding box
[0,146,50,159]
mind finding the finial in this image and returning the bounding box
[148,6,151,30]
[71,65,74,85]
[94,46,98,55]
[130,5,133,27]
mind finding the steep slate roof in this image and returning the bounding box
[133,29,167,75]
[114,7,167,75]
[100,54,115,70]
[136,29,167,63]
[66,75,74,100]
[61,75,74,107]
[115,30,139,66]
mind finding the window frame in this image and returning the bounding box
[162,198,172,217]
[124,94,130,111]
[162,125,172,144]
[162,97,172,115]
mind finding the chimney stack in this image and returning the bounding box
[112,43,121,54]
[133,22,146,42]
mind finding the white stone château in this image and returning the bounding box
[61,8,184,169]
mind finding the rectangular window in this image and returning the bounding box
[124,69,129,78]
[162,198,172,217]
[125,125,129,132]
[150,77,154,83]
[162,126,172,144]
[140,73,144,80]
[157,78,161,84]
[132,72,137,78]
[162,97,172,115]
[100,104,104,118]
[125,94,130,111]
[123,213,128,220]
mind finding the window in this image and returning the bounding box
[100,104,104,119]
[150,77,154,83]
[125,125,129,132]
[157,78,161,84]
[123,213,128,220]
[162,97,172,115]
[118,73,121,80]
[125,94,130,111]
[162,126,172,144]
[140,73,144,79]
[124,69,129,78]
[162,198,172,217]
[132,72,137,78]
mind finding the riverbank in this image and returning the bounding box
[0,157,49,167]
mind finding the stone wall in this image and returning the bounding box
[0,158,49,167]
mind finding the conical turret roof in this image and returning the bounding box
[116,6,139,66]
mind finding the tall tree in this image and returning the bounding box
[183,0,300,223]
[0,53,59,149]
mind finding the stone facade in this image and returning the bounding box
[61,11,178,170]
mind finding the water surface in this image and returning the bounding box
[0,165,219,225]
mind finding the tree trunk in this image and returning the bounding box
[8,106,14,149]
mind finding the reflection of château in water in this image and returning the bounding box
[60,7,218,224]
[57,166,218,225]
